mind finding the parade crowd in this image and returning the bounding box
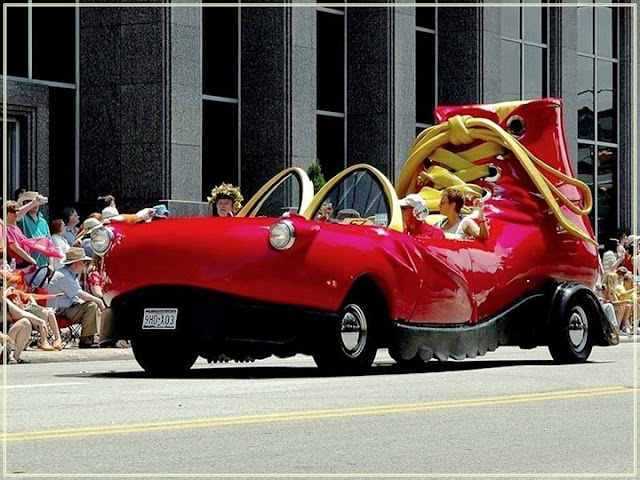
[0,190,164,364]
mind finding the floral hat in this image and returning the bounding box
[207,183,244,212]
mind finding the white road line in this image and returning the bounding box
[1,382,87,390]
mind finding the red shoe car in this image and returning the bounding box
[93,98,618,375]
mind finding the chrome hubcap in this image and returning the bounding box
[568,306,588,351]
[340,304,367,358]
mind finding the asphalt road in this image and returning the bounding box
[2,342,637,479]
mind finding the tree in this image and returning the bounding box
[307,160,326,193]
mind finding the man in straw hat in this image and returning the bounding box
[46,247,106,348]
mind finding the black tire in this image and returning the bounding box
[313,296,378,375]
[132,337,198,376]
[548,291,594,363]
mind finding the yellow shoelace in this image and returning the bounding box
[395,115,596,246]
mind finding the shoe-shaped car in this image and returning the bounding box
[94,98,618,375]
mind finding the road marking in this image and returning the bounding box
[0,382,86,390]
[3,386,633,443]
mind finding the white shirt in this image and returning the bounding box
[51,234,70,271]
[439,216,476,239]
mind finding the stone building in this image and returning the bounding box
[1,0,637,245]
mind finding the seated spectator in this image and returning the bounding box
[75,217,103,258]
[601,239,622,275]
[601,271,632,335]
[2,299,32,363]
[5,201,39,269]
[50,219,71,271]
[46,247,106,348]
[436,187,488,240]
[61,207,80,247]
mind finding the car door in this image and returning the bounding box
[237,167,314,218]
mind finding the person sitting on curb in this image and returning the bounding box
[46,247,106,349]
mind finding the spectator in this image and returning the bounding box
[76,217,102,259]
[601,271,632,335]
[50,219,71,271]
[17,191,52,267]
[601,238,622,274]
[61,207,80,247]
[2,299,32,363]
[46,247,106,348]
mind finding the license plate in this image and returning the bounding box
[142,308,178,330]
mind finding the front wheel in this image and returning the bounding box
[313,299,377,375]
[548,291,594,363]
[132,337,198,376]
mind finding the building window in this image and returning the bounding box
[317,5,346,181]
[202,2,240,200]
[577,3,618,243]
[500,0,548,101]
[415,0,437,136]
[2,1,78,209]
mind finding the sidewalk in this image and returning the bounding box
[19,344,134,364]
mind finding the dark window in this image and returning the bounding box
[577,56,594,141]
[523,45,546,100]
[416,30,436,125]
[5,1,29,78]
[48,87,76,215]
[501,5,520,39]
[317,11,344,113]
[577,145,595,232]
[254,173,303,217]
[32,6,75,83]
[317,115,344,181]
[202,100,239,200]
[597,147,617,241]
[415,0,436,30]
[597,60,616,143]
[501,40,521,100]
[596,7,616,59]
[500,1,547,102]
[577,5,594,55]
[202,5,238,98]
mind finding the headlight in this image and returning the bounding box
[90,227,113,256]
[269,220,295,250]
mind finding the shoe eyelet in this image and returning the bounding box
[507,115,526,137]
[484,165,502,182]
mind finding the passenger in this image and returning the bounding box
[399,194,444,239]
[436,187,488,240]
[208,183,244,217]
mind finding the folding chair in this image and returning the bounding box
[33,288,82,349]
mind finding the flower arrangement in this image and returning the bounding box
[207,183,244,212]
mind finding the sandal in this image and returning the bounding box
[52,340,63,351]
[16,358,30,364]
[37,341,55,351]
[7,357,17,365]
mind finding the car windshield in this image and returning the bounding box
[253,172,304,217]
[312,169,391,227]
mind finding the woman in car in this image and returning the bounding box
[437,187,488,240]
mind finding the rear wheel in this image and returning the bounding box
[132,337,198,376]
[313,297,377,374]
[548,292,594,363]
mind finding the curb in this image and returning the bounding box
[19,347,134,364]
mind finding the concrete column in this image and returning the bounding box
[240,2,316,198]
[346,4,416,182]
[79,1,203,214]
[437,2,501,106]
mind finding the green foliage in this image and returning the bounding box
[307,160,326,193]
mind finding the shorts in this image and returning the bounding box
[25,304,51,320]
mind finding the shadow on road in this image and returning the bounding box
[54,357,607,380]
